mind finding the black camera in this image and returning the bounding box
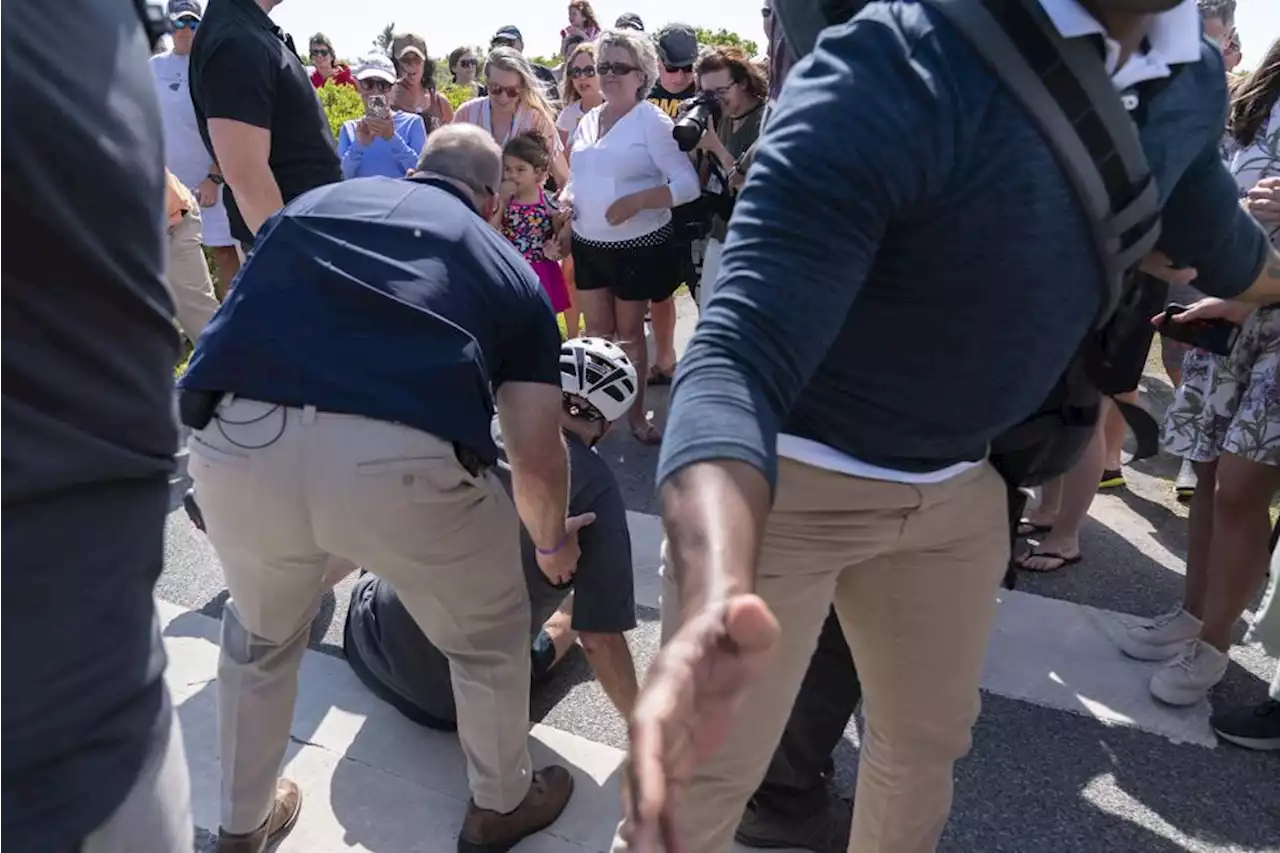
[673,91,723,152]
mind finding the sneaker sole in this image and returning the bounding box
[1116,638,1191,662]
[457,776,575,853]
[1212,730,1280,751]
[1150,674,1221,707]
[265,791,302,853]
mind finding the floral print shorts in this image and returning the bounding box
[1162,306,1280,467]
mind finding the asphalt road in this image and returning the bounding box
[161,293,1280,852]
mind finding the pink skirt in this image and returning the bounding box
[530,259,570,313]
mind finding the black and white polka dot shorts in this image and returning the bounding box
[571,223,683,303]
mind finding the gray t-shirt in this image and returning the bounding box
[344,429,635,724]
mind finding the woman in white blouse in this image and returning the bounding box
[563,28,700,444]
[454,48,569,186]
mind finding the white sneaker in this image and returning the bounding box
[1150,640,1229,706]
[1117,608,1202,661]
[1175,459,1197,502]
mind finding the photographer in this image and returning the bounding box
[688,47,766,305]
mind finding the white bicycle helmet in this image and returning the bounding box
[560,337,639,424]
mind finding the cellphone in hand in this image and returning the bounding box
[1156,303,1241,357]
[365,94,390,120]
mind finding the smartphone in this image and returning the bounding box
[365,94,390,121]
[1157,303,1241,357]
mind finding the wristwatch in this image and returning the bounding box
[207,174,224,186]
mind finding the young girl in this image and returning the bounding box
[492,131,571,314]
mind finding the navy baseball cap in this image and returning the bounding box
[491,25,523,45]
[615,13,644,31]
[655,23,699,67]
[167,0,202,20]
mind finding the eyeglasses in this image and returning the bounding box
[568,65,597,79]
[597,62,639,77]
[564,398,605,423]
[173,18,199,30]
[664,63,694,74]
[492,38,517,49]
[488,83,522,98]
[359,79,394,93]
[458,58,477,68]
[310,47,331,57]
[706,84,735,99]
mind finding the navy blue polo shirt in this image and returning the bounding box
[180,176,562,463]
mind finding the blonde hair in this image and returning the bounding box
[596,28,659,102]
[561,42,597,105]
[485,46,557,128]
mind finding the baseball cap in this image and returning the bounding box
[615,13,644,31]
[655,23,698,67]
[167,0,202,21]
[392,33,427,61]
[492,25,523,45]
[354,53,397,84]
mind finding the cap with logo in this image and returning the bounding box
[655,23,698,67]
[354,53,398,84]
[391,33,428,61]
[615,13,645,31]
[167,0,202,21]
[491,25,523,46]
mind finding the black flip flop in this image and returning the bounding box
[1016,520,1053,538]
[647,368,674,387]
[1016,550,1083,573]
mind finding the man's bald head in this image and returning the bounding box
[413,125,504,211]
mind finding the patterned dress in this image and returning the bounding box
[1163,101,1280,467]
[501,191,570,312]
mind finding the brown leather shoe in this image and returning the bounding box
[216,778,303,853]
[457,765,574,853]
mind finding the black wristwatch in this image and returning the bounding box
[207,174,224,186]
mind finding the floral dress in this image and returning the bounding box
[1163,102,1280,467]
[500,191,570,312]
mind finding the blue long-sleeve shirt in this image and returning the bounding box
[658,1,1268,491]
[338,111,426,179]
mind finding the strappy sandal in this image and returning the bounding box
[1015,550,1083,574]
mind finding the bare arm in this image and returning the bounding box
[207,118,283,236]
[435,92,455,124]
[1235,246,1280,304]
[495,380,570,550]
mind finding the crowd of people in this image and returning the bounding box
[4,1,1280,853]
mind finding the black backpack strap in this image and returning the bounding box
[920,0,1161,326]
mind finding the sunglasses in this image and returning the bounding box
[492,38,517,48]
[310,47,331,57]
[359,79,394,93]
[664,63,694,74]
[568,64,597,79]
[172,18,199,30]
[488,83,522,98]
[458,58,477,68]
[597,62,639,77]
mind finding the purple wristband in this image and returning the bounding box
[536,531,571,557]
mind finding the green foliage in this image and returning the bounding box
[438,83,476,110]
[317,78,364,139]
[528,54,559,69]
[373,22,396,55]
[693,27,760,59]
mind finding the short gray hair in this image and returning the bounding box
[1196,0,1236,27]
[415,125,502,194]
[596,28,659,102]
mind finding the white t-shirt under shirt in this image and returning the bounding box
[149,50,234,247]
[556,101,587,143]
[564,100,700,244]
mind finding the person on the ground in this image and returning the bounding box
[180,125,581,853]
[165,170,221,342]
[1120,42,1280,707]
[449,45,487,97]
[346,336,642,723]
[555,41,601,337]
[4,4,192,851]
[1211,544,1280,750]
[615,12,644,32]
[562,27,699,446]
[567,1,602,41]
[490,25,561,101]
[189,0,341,251]
[492,132,572,315]
[308,31,355,89]
[339,54,427,179]
[690,46,766,307]
[390,33,454,134]
[454,47,569,186]
[150,0,241,297]
[644,23,702,386]
[617,3,1280,853]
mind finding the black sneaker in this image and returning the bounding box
[1211,699,1280,751]
[734,795,852,853]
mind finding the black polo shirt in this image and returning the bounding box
[3,3,180,851]
[180,176,563,463]
[189,0,340,244]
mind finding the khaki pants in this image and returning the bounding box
[166,209,220,342]
[189,398,533,833]
[626,457,1009,853]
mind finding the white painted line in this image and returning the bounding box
[159,599,769,852]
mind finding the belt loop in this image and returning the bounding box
[302,405,318,425]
